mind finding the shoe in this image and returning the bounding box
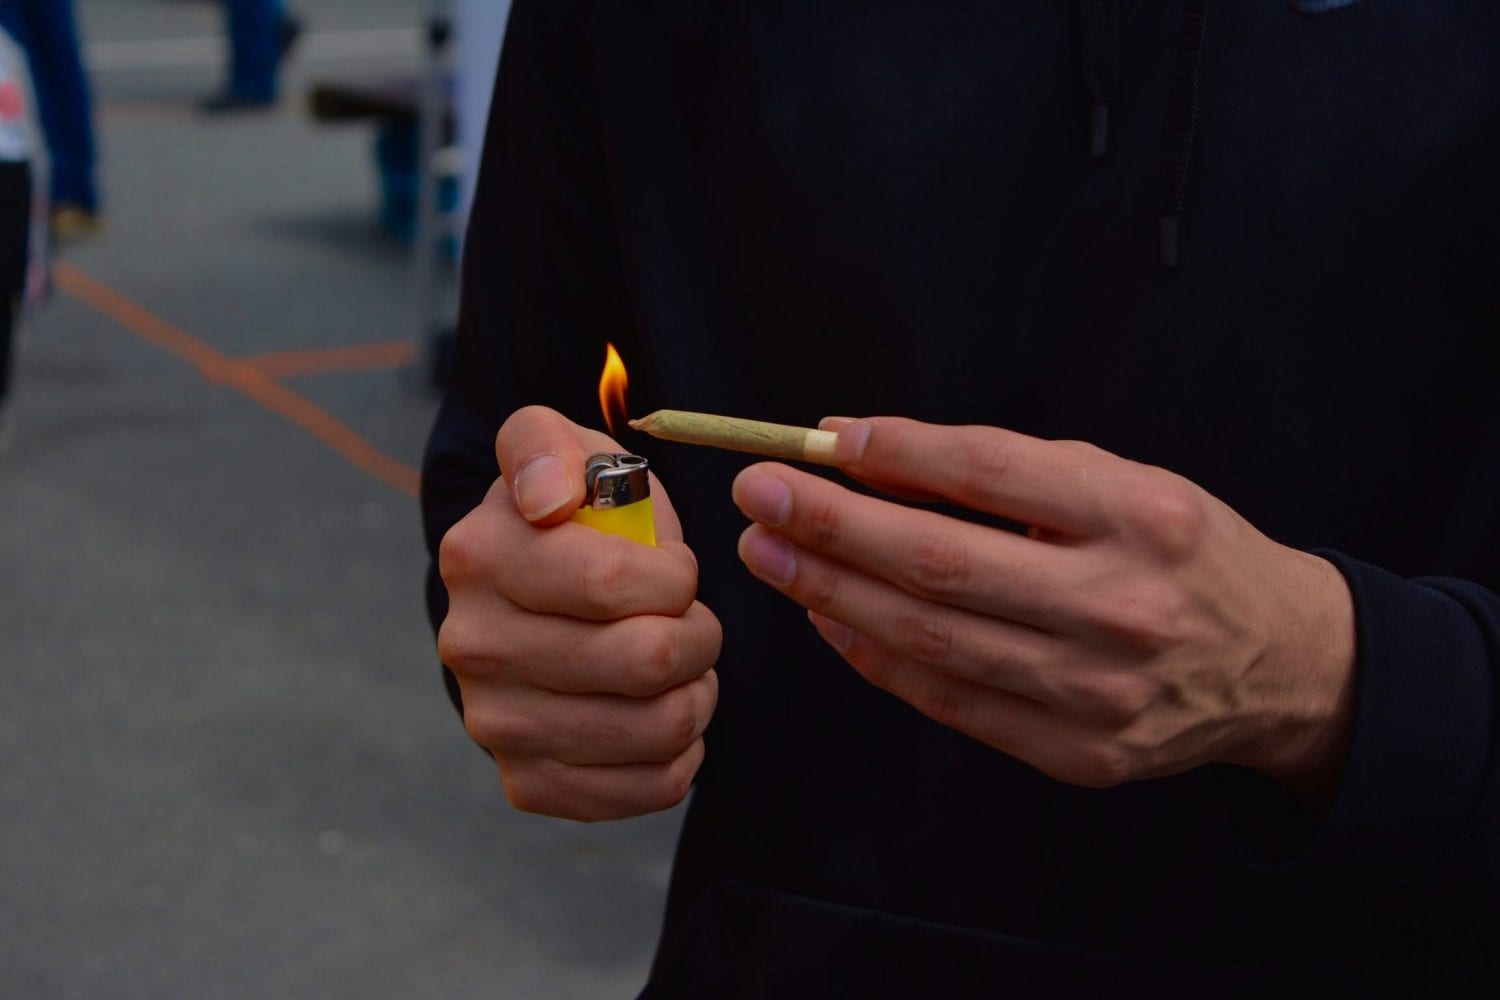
[50,203,102,242]
[199,90,277,114]
[200,14,298,115]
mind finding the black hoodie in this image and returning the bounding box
[423,2,1500,994]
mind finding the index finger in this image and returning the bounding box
[836,417,1112,536]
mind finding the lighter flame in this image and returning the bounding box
[598,342,629,436]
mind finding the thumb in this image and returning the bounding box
[496,405,604,525]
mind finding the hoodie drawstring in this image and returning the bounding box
[1080,0,1212,268]
[1080,0,1120,159]
[1158,0,1210,269]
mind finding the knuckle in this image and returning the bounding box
[623,625,679,695]
[437,619,491,675]
[1054,439,1110,456]
[699,668,721,714]
[435,619,472,671]
[892,608,954,666]
[916,676,971,733]
[503,762,607,822]
[1117,581,1191,652]
[803,496,842,551]
[1069,742,1135,788]
[576,543,633,617]
[437,618,514,679]
[902,531,971,599]
[661,748,700,806]
[802,562,843,616]
[1110,675,1159,721]
[499,769,551,815]
[657,687,702,751]
[653,546,699,617]
[1062,673,1153,726]
[464,704,529,757]
[437,517,480,587]
[970,640,1024,689]
[660,580,696,619]
[462,709,496,751]
[694,605,725,666]
[849,644,895,690]
[957,431,1012,495]
[1120,477,1207,559]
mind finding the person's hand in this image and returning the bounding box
[438,406,721,821]
[732,417,1356,803]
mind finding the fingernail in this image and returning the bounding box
[740,527,796,586]
[514,454,573,521]
[736,470,792,526]
[809,611,854,653]
[838,421,872,464]
[818,416,855,432]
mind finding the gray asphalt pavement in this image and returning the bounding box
[1,3,682,997]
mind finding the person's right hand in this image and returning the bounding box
[437,406,721,821]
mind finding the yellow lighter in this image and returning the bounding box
[568,452,657,546]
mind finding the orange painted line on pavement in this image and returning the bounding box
[52,261,421,499]
[242,340,418,380]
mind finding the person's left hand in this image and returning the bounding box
[732,417,1357,803]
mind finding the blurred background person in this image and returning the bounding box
[4,1,674,994]
[0,0,99,239]
[203,0,301,112]
[453,0,506,233]
[0,17,35,449]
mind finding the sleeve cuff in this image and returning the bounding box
[1225,550,1496,892]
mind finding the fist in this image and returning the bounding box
[438,406,722,820]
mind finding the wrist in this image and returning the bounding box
[1236,549,1358,807]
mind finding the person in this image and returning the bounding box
[0,0,98,238]
[202,0,300,112]
[0,18,34,449]
[422,3,1500,994]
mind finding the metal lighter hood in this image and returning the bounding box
[582,453,651,510]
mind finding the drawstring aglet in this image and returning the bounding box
[1160,216,1181,269]
[1090,105,1110,159]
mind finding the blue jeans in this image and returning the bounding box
[0,0,98,211]
[227,0,287,102]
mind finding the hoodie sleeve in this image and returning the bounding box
[420,0,629,709]
[1230,550,1499,950]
